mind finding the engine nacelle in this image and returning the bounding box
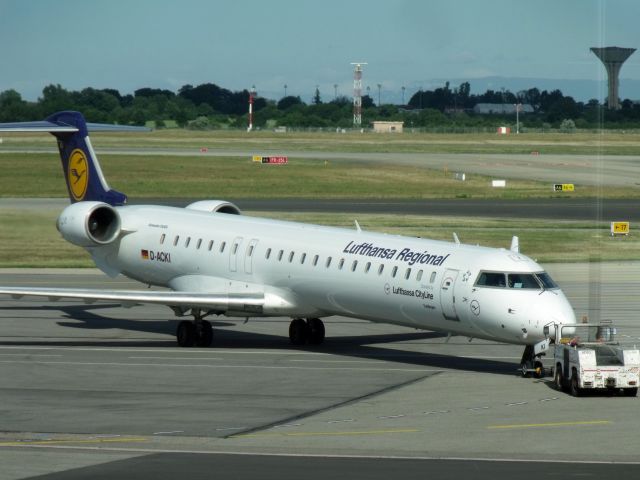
[185,200,241,215]
[56,201,121,247]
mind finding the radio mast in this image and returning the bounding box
[350,62,367,127]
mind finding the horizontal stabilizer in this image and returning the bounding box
[0,120,78,133]
[0,120,149,133]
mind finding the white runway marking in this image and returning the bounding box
[0,359,438,373]
[129,356,224,361]
[0,353,61,357]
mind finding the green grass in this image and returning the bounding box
[0,209,636,267]
[2,152,640,199]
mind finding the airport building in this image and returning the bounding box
[372,121,404,133]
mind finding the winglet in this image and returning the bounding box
[453,232,460,245]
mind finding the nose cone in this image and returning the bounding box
[528,290,576,341]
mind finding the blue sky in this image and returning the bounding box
[1,0,638,102]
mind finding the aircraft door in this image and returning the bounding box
[441,268,460,321]
[229,236,243,272]
[245,238,259,274]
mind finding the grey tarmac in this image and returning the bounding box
[0,263,639,478]
[1,197,638,222]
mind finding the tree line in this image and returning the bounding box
[1,81,638,130]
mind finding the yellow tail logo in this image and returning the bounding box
[68,149,89,201]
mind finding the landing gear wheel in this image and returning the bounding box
[623,387,638,397]
[520,361,532,378]
[289,318,309,346]
[307,318,325,345]
[195,320,213,347]
[177,320,196,347]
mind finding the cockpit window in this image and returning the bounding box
[536,272,559,289]
[476,271,554,290]
[476,272,506,288]
[507,273,540,289]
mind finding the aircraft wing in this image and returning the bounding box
[0,287,264,314]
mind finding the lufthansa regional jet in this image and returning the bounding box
[0,111,576,376]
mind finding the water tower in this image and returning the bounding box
[590,46,636,109]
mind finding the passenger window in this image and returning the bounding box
[476,272,506,288]
[365,262,371,273]
[417,270,423,281]
[208,240,214,251]
[392,266,398,278]
[174,235,180,246]
[378,264,384,275]
[405,268,411,280]
[160,234,165,245]
[313,255,319,266]
[508,273,540,289]
[300,253,306,264]
[278,250,284,261]
[326,257,332,268]
[289,252,294,263]
[430,271,437,283]
[220,241,226,253]
[338,258,344,270]
[185,237,191,248]
[351,260,358,272]
[265,247,271,259]
[196,239,202,249]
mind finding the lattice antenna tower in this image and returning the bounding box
[351,62,367,127]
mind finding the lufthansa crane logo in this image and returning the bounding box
[68,149,89,201]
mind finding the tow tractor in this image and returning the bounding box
[550,323,640,397]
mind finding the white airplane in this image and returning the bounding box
[0,111,576,375]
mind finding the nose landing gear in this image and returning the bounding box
[520,338,551,378]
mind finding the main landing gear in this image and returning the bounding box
[175,313,326,348]
[289,318,325,346]
[176,309,213,348]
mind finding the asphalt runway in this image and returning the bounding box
[1,197,638,222]
[1,264,640,479]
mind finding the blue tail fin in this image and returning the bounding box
[47,111,127,205]
[0,111,147,206]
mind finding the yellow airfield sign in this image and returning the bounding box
[611,221,630,236]
[553,183,574,192]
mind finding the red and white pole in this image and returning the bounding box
[248,85,256,132]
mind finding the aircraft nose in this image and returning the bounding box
[527,290,576,341]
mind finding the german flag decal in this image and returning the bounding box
[141,249,149,260]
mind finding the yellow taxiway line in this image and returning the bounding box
[487,420,611,430]
[0,437,148,447]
